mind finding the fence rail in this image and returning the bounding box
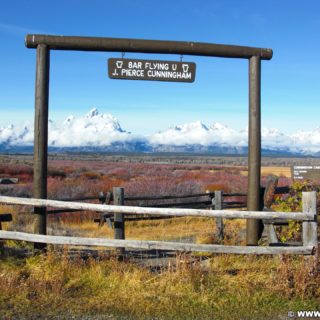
[0,190,317,257]
[0,195,312,221]
[54,186,289,204]
[50,186,289,216]
[0,230,314,255]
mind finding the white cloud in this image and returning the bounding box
[0,108,320,155]
[47,108,134,147]
[149,121,246,147]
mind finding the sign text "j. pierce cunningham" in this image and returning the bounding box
[108,58,196,83]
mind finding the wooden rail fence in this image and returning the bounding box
[46,185,287,243]
[0,191,317,256]
[45,189,247,241]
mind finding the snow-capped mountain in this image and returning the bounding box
[49,108,133,147]
[149,121,243,147]
[0,124,33,147]
[0,108,319,155]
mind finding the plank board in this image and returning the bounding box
[0,231,314,255]
[0,196,312,221]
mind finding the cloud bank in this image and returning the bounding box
[1,108,319,155]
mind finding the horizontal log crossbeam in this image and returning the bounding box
[0,231,313,255]
[0,195,312,221]
[25,35,273,60]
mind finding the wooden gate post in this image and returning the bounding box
[246,55,262,246]
[33,44,50,250]
[113,187,125,255]
[214,191,224,241]
[302,192,318,270]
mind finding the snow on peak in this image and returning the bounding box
[63,115,75,126]
[0,109,136,149]
[48,109,131,147]
[174,121,209,132]
[290,128,320,153]
[0,123,33,146]
[150,120,239,146]
[149,120,244,147]
[86,108,99,118]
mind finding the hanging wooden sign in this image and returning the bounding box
[108,58,196,82]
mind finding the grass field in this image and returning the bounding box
[0,155,319,319]
[0,251,319,319]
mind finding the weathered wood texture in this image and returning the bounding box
[247,55,262,246]
[123,192,244,201]
[302,192,319,269]
[0,195,312,221]
[99,191,112,227]
[214,191,224,241]
[0,231,313,255]
[113,187,125,256]
[266,225,279,244]
[25,35,273,60]
[302,192,318,248]
[264,175,279,209]
[33,44,50,251]
[263,175,279,245]
[113,187,125,240]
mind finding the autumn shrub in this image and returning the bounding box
[108,167,132,181]
[83,171,102,180]
[204,171,247,194]
[273,181,320,243]
[123,176,202,198]
[47,176,113,200]
[48,167,67,179]
[0,184,32,198]
[0,164,33,176]
[0,164,33,183]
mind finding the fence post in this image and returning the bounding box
[263,175,279,245]
[113,187,125,256]
[214,190,224,241]
[33,44,50,251]
[302,191,318,269]
[247,55,262,246]
[0,220,2,251]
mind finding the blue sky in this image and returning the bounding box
[0,0,319,135]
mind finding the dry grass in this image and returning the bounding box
[2,212,318,319]
[261,166,292,178]
[54,217,247,247]
[0,251,319,319]
[240,166,292,178]
[62,217,217,242]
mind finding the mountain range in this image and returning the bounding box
[0,108,319,156]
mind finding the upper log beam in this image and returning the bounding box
[25,34,273,60]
